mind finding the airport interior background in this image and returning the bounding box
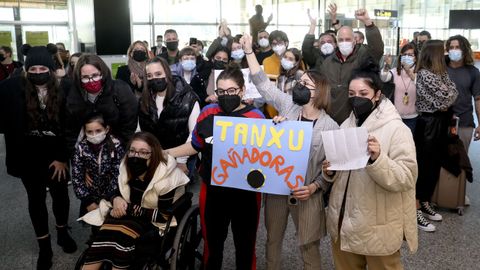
[0,0,479,68]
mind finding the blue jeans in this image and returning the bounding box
[403,117,417,134]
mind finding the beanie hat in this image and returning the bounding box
[21,43,57,71]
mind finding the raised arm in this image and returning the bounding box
[355,8,384,63]
[241,33,294,113]
[302,9,320,68]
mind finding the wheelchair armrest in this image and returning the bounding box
[164,191,193,216]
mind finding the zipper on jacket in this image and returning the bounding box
[338,170,352,233]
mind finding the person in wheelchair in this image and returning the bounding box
[80,131,190,270]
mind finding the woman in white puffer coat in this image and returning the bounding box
[323,62,418,270]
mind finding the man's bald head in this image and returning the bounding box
[337,26,355,44]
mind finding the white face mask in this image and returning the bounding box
[320,43,335,55]
[273,44,286,56]
[258,38,269,48]
[338,41,354,57]
[86,131,107,145]
[280,58,295,71]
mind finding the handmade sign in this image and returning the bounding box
[211,116,313,195]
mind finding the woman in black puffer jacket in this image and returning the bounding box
[138,57,200,178]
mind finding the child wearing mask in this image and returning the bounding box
[72,114,125,219]
[277,48,305,95]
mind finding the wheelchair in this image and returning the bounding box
[75,192,203,270]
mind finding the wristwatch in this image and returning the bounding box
[332,19,340,26]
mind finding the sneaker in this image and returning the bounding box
[417,210,436,232]
[420,201,443,221]
[465,195,470,206]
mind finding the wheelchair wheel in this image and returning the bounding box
[170,204,202,270]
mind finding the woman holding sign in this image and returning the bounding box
[166,63,265,270]
[241,33,339,270]
[323,61,418,270]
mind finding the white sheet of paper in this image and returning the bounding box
[321,127,369,171]
[214,67,263,100]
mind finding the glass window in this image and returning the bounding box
[20,8,68,22]
[131,0,151,23]
[154,0,219,23]
[22,25,69,46]
[0,7,14,21]
[132,24,152,47]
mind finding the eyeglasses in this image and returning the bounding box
[294,79,316,89]
[215,87,241,96]
[128,149,152,159]
[81,73,102,83]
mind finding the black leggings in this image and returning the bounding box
[199,182,261,270]
[21,168,70,237]
[414,112,450,202]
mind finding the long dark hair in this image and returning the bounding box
[280,48,304,77]
[415,40,447,75]
[23,71,62,130]
[446,35,474,66]
[141,57,176,114]
[125,132,167,182]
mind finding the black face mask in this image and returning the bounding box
[213,60,227,70]
[218,94,241,114]
[132,50,147,62]
[166,41,179,51]
[147,78,168,93]
[0,54,5,62]
[27,72,50,85]
[127,157,149,178]
[292,84,312,106]
[349,96,375,121]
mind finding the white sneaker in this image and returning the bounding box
[420,201,442,221]
[465,195,470,206]
[417,210,436,232]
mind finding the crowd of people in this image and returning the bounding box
[0,4,479,270]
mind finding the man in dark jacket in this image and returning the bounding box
[320,8,384,124]
[159,29,180,65]
[0,46,23,81]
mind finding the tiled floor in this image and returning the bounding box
[1,129,480,270]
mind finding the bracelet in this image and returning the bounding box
[245,50,254,55]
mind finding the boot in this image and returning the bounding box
[56,225,77,253]
[37,236,53,270]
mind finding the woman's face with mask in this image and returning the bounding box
[348,78,380,101]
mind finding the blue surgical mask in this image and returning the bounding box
[281,58,295,71]
[448,49,462,62]
[181,59,196,71]
[401,55,415,67]
[231,49,245,60]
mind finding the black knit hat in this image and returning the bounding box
[21,43,57,71]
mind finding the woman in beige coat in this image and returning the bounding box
[323,63,418,270]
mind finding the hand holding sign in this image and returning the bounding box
[211,116,313,195]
